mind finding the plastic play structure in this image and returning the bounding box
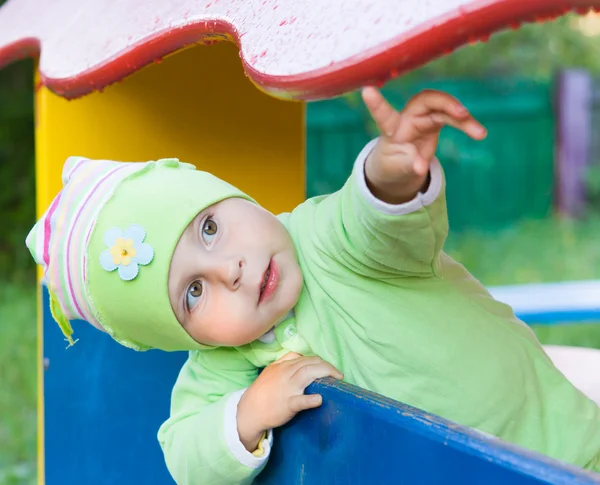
[490,281,600,325]
[1,0,600,483]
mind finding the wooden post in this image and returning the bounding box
[555,69,593,217]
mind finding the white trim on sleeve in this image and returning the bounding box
[223,389,273,469]
[354,138,443,215]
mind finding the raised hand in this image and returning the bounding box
[362,87,487,204]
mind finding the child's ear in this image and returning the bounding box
[61,156,89,185]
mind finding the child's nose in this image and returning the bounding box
[214,256,244,290]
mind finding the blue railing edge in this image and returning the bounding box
[306,378,600,484]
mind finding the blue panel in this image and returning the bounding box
[43,285,184,485]
[43,283,600,484]
[516,310,600,325]
[257,380,600,485]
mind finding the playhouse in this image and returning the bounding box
[0,0,600,483]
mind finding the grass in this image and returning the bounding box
[446,215,600,350]
[531,323,600,349]
[0,215,598,483]
[445,215,600,286]
[0,282,37,485]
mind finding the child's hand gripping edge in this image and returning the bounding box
[237,352,343,452]
[362,87,488,205]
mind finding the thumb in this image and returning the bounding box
[412,153,430,177]
[395,142,430,177]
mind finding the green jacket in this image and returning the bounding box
[158,141,600,484]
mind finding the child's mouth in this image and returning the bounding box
[259,259,278,304]
[260,267,270,294]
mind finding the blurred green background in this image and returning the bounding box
[2,12,600,485]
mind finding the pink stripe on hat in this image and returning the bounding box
[65,163,130,320]
[43,192,62,268]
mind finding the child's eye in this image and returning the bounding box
[201,217,218,244]
[186,280,203,310]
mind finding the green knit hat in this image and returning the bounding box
[26,157,254,351]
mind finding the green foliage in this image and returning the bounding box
[400,14,600,82]
[532,323,600,349]
[446,214,600,349]
[0,282,37,485]
[585,164,600,209]
[0,60,35,283]
[446,215,600,285]
[341,13,600,109]
[312,78,556,231]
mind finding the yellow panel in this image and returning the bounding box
[34,41,305,485]
[35,41,305,215]
[34,68,45,485]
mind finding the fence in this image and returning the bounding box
[306,78,555,231]
[587,76,600,207]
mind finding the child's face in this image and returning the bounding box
[168,197,303,347]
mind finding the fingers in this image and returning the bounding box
[363,86,487,142]
[274,352,303,363]
[281,356,343,418]
[413,156,429,177]
[420,112,487,140]
[289,393,323,413]
[401,90,486,140]
[271,355,343,412]
[362,86,402,138]
[389,143,430,177]
[404,89,469,119]
[287,358,342,414]
[291,360,344,388]
[274,355,343,381]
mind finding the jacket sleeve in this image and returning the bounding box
[294,138,449,278]
[158,347,273,485]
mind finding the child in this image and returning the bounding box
[27,88,600,484]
